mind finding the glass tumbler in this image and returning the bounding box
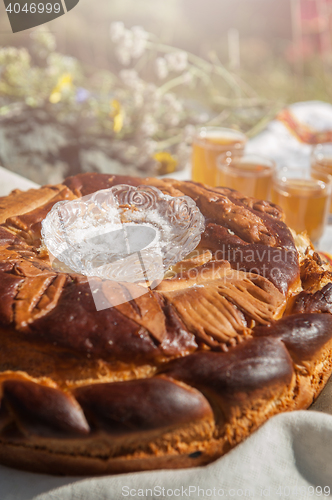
[217,153,275,200]
[311,143,332,214]
[271,166,331,245]
[191,127,247,187]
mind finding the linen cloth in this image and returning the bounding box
[1,408,332,500]
[2,162,332,499]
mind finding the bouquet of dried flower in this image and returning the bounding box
[0,24,272,183]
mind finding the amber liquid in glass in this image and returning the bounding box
[192,129,245,187]
[217,161,273,199]
[311,157,332,212]
[271,179,330,243]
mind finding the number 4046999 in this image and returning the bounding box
[6,3,61,14]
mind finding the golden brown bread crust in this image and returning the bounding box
[0,185,76,227]
[0,172,331,475]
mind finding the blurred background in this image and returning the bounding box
[0,0,332,184]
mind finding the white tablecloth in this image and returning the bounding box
[1,409,332,500]
[1,167,332,499]
[0,166,39,196]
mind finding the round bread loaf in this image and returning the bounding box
[0,173,332,475]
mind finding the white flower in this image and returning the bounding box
[142,84,160,113]
[163,93,183,114]
[165,51,188,72]
[133,91,144,108]
[110,22,126,43]
[120,69,140,88]
[111,24,147,63]
[61,55,76,71]
[161,93,183,126]
[131,26,148,41]
[173,100,183,114]
[140,115,158,137]
[113,29,134,65]
[176,143,191,165]
[0,47,30,65]
[131,41,146,59]
[144,83,158,102]
[140,139,157,157]
[155,57,168,79]
[183,124,196,142]
[115,47,131,66]
[164,113,180,127]
[162,93,175,106]
[131,26,148,59]
[121,30,134,50]
[182,71,194,86]
[30,28,56,53]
